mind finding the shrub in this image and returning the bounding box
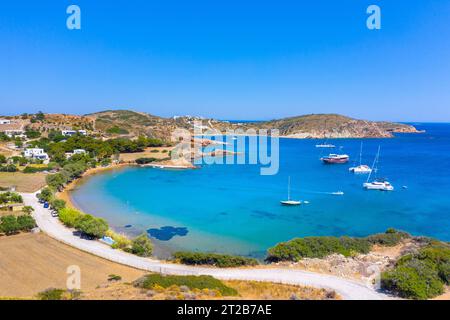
[173,252,258,268]
[74,214,108,239]
[23,166,49,173]
[381,243,450,299]
[366,229,410,247]
[37,288,65,300]
[37,187,53,202]
[106,126,129,135]
[0,214,35,235]
[0,215,20,235]
[131,233,153,257]
[0,164,17,172]
[135,157,158,165]
[106,230,132,250]
[108,274,122,281]
[50,199,66,211]
[266,236,372,262]
[134,274,238,296]
[58,208,83,228]
[0,192,23,204]
[16,215,36,231]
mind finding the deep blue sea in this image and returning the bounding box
[71,123,450,257]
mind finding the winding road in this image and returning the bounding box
[22,192,389,300]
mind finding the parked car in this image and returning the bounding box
[43,202,49,208]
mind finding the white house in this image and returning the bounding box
[0,119,11,125]
[24,148,49,161]
[62,129,87,137]
[5,129,25,138]
[65,149,87,158]
[73,149,86,154]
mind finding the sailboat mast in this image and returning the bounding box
[359,142,363,166]
[287,176,291,201]
[367,146,380,182]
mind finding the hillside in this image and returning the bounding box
[252,114,420,138]
[1,110,420,141]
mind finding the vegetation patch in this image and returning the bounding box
[134,274,238,296]
[266,229,409,262]
[381,242,450,299]
[0,214,36,235]
[173,251,258,268]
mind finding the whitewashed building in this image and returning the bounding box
[62,129,87,136]
[24,148,49,161]
[0,119,11,125]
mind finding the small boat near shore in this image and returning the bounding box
[321,153,350,164]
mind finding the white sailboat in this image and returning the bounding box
[349,142,372,174]
[363,146,394,191]
[280,176,301,206]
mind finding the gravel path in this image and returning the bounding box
[22,192,389,300]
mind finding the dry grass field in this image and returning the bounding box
[0,233,145,298]
[0,172,46,192]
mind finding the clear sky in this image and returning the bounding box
[1,1,449,121]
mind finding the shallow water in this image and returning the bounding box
[71,123,450,257]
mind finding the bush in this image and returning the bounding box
[266,236,372,262]
[50,199,66,211]
[37,187,53,202]
[0,215,20,235]
[131,233,153,257]
[106,126,129,135]
[381,243,450,299]
[74,214,108,239]
[106,230,132,250]
[16,215,36,231]
[134,274,238,296]
[22,166,49,173]
[366,229,410,247]
[58,208,83,228]
[0,192,23,204]
[37,288,65,300]
[0,164,17,172]
[173,251,258,268]
[0,214,36,235]
[135,157,158,165]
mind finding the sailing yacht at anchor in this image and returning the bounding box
[363,146,394,191]
[349,142,372,174]
[280,176,301,206]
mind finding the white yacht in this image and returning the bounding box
[280,176,301,206]
[349,142,372,174]
[363,179,394,191]
[363,146,394,191]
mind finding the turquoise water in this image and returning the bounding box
[71,123,450,257]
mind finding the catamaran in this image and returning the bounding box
[280,176,301,206]
[349,142,372,174]
[363,146,394,191]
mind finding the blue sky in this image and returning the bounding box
[1,1,449,121]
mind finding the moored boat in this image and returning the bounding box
[363,146,394,191]
[280,176,301,206]
[349,142,372,174]
[321,153,349,164]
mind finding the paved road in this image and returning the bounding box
[22,192,388,300]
